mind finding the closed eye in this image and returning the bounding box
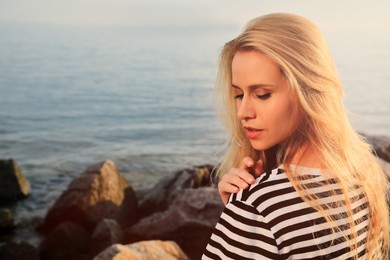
[257,93,271,100]
[234,94,244,100]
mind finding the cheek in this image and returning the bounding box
[273,99,294,128]
[234,100,240,116]
[279,103,298,135]
[267,97,291,120]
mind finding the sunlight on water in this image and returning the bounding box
[0,24,388,245]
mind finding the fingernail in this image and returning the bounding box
[248,177,255,183]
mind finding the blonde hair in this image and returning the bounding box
[215,13,389,259]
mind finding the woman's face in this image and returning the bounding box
[232,50,296,151]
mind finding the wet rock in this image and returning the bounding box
[138,164,216,218]
[89,218,123,257]
[362,134,390,162]
[378,158,390,178]
[0,159,30,203]
[93,240,189,260]
[39,221,89,260]
[125,187,224,260]
[39,160,137,233]
[0,241,39,260]
[0,209,16,231]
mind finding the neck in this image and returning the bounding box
[289,144,323,168]
[264,143,323,170]
[264,145,279,171]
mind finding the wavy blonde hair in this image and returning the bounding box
[214,13,389,259]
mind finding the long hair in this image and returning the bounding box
[214,13,389,259]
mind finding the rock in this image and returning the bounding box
[125,187,224,260]
[93,240,189,260]
[89,219,123,257]
[38,221,89,260]
[138,164,216,218]
[0,241,39,260]
[377,158,390,179]
[119,186,138,228]
[0,159,30,202]
[39,160,137,233]
[362,134,390,162]
[0,209,16,230]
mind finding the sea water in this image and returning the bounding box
[0,23,389,244]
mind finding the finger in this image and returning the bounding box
[254,159,263,176]
[218,182,240,194]
[227,168,255,185]
[229,174,251,189]
[239,157,254,170]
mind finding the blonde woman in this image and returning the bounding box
[203,13,389,259]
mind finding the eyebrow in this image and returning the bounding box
[231,83,275,90]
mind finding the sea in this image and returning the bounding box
[0,23,389,245]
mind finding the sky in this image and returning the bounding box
[0,0,389,33]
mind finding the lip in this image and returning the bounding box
[244,126,264,139]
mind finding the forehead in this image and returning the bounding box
[231,51,282,86]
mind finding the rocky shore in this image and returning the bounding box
[0,134,390,260]
[0,160,223,260]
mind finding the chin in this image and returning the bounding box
[250,140,271,151]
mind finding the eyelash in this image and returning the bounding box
[234,94,243,100]
[234,93,271,100]
[257,93,271,100]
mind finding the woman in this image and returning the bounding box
[203,13,389,259]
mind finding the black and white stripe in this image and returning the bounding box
[203,166,369,259]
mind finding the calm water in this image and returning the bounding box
[0,23,389,244]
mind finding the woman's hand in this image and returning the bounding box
[218,157,263,205]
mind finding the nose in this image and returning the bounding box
[237,96,256,121]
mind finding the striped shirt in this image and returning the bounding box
[203,166,369,259]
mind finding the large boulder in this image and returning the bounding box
[0,241,39,260]
[378,158,390,178]
[89,218,123,257]
[0,209,16,230]
[39,221,90,260]
[138,164,216,218]
[363,134,390,162]
[0,159,30,202]
[125,187,224,260]
[39,160,137,233]
[93,240,189,260]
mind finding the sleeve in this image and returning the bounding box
[202,200,280,260]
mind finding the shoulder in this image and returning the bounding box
[229,168,293,211]
[228,166,326,215]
